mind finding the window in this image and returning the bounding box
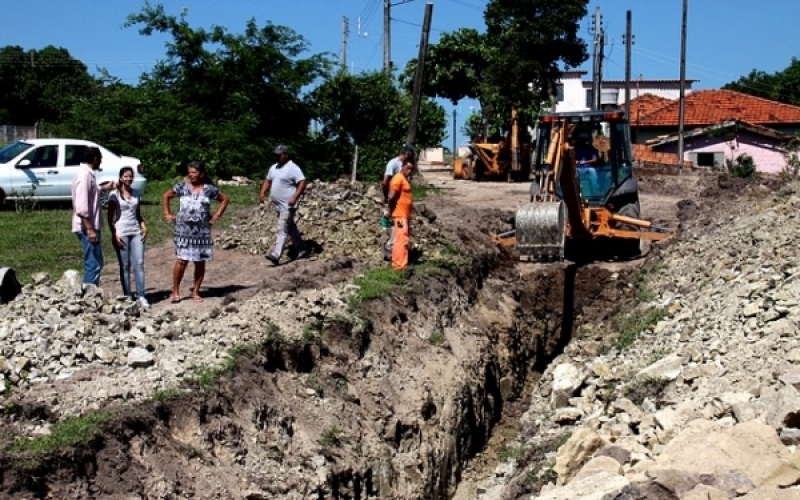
[21,145,58,168]
[0,141,32,163]
[555,83,564,102]
[585,89,593,108]
[694,151,724,168]
[65,145,87,167]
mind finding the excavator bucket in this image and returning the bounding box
[515,201,566,261]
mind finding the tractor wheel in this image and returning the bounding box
[471,159,482,181]
[616,202,642,258]
[462,157,473,180]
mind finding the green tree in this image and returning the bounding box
[483,0,588,129]
[119,2,331,179]
[400,28,487,105]
[724,58,800,106]
[0,45,96,126]
[406,0,588,134]
[311,71,445,181]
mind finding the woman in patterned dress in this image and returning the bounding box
[162,161,230,303]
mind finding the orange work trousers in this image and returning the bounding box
[391,217,410,270]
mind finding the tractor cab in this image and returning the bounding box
[532,109,639,211]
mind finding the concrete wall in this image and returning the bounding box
[419,148,444,163]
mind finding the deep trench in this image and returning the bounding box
[0,254,634,500]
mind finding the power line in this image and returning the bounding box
[392,17,444,34]
[440,0,485,12]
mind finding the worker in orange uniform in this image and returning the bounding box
[387,161,414,270]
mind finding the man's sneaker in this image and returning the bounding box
[296,249,310,260]
[265,254,280,265]
[137,296,150,308]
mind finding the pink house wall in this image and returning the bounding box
[657,132,788,174]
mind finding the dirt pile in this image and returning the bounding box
[214,180,449,264]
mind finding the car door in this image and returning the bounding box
[10,144,60,199]
[61,144,87,197]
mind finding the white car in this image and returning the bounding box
[0,138,147,203]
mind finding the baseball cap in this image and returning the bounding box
[273,144,289,155]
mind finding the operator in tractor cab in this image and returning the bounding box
[574,131,599,192]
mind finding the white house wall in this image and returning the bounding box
[553,74,693,113]
[656,132,788,174]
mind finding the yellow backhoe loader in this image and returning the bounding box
[452,107,532,182]
[494,109,674,261]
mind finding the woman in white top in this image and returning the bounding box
[107,167,148,307]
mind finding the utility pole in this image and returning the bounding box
[340,16,349,73]
[452,106,457,167]
[406,2,433,148]
[624,10,632,123]
[383,0,391,74]
[677,0,688,173]
[384,0,417,75]
[591,7,605,111]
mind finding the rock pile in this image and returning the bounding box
[0,268,353,417]
[476,182,800,499]
[214,180,442,263]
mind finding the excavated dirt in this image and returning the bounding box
[0,169,723,499]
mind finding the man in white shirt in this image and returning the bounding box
[259,145,308,265]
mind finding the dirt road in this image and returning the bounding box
[100,169,692,316]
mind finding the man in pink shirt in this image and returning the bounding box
[72,147,116,287]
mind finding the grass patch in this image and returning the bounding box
[636,287,656,302]
[413,259,452,277]
[8,411,112,466]
[614,307,666,351]
[411,183,441,200]
[0,182,256,284]
[189,323,279,388]
[633,260,663,303]
[429,331,444,345]
[318,425,347,448]
[148,387,182,403]
[498,444,525,461]
[349,267,408,308]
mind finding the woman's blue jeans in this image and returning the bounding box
[115,233,146,299]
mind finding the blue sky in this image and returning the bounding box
[6,1,799,146]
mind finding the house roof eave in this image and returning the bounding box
[648,119,794,148]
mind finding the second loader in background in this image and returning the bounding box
[452,107,532,182]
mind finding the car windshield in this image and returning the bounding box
[0,142,33,163]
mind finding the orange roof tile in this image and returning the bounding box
[629,94,673,125]
[632,143,690,167]
[637,89,800,127]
